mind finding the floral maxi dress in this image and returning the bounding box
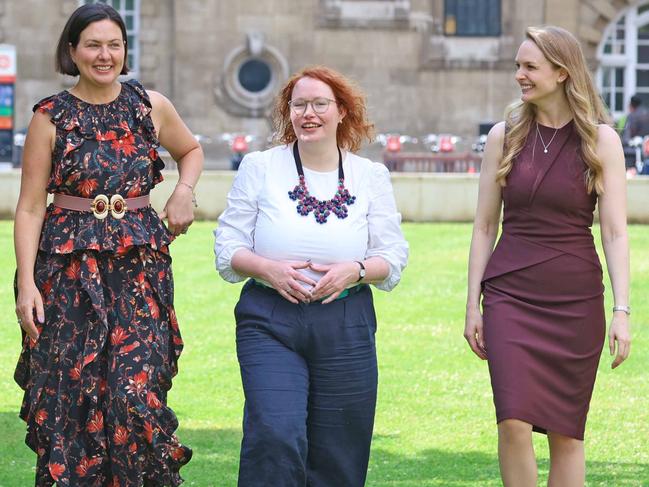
[14,80,192,487]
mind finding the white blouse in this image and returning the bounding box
[214,144,408,291]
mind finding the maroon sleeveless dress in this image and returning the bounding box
[481,121,605,440]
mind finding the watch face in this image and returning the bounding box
[359,269,366,278]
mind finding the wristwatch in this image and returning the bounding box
[355,261,366,282]
[612,305,631,315]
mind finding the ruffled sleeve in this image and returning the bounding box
[33,93,79,158]
[365,162,409,291]
[123,80,165,184]
[34,94,75,128]
[214,151,266,283]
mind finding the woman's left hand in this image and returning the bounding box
[609,312,631,369]
[159,184,195,236]
[309,262,359,304]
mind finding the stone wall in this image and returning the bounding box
[3,0,634,143]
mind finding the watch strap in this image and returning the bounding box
[355,261,365,282]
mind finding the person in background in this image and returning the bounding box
[621,94,649,171]
[465,26,630,486]
[214,65,408,486]
[13,4,202,485]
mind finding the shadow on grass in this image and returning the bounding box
[2,414,649,486]
[366,443,649,485]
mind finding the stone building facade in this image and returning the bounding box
[2,0,647,154]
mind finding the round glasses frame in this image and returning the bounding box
[288,97,337,115]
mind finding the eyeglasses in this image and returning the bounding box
[288,97,337,115]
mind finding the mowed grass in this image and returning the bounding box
[0,221,647,486]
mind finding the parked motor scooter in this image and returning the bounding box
[627,135,649,175]
[375,133,418,152]
[375,133,418,170]
[221,133,255,170]
[422,133,461,153]
[471,134,488,154]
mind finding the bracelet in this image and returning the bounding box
[176,181,198,208]
[176,181,194,191]
[612,305,631,315]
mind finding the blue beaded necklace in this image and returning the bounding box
[288,142,356,224]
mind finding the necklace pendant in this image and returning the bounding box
[544,148,548,153]
[290,143,355,224]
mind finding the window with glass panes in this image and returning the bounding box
[596,2,649,118]
[600,66,625,115]
[81,0,139,74]
[444,0,501,36]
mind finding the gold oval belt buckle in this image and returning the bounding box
[91,194,109,220]
[110,194,127,219]
[90,194,128,219]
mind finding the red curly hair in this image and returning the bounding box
[272,66,374,152]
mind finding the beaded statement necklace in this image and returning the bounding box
[288,142,356,224]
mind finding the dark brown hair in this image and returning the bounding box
[56,3,129,76]
[273,66,374,152]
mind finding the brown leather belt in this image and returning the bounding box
[53,193,150,220]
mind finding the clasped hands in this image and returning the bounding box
[267,260,359,304]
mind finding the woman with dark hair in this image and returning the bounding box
[14,3,201,485]
[465,26,630,486]
[214,65,408,486]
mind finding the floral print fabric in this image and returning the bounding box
[14,80,191,486]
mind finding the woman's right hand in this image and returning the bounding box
[265,260,317,304]
[15,281,44,341]
[464,306,487,360]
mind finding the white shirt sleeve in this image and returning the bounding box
[213,152,265,283]
[365,163,409,291]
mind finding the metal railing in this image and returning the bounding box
[383,151,482,173]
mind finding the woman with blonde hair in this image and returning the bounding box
[465,26,630,485]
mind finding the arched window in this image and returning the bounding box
[598,2,649,119]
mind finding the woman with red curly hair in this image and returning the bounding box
[215,66,408,486]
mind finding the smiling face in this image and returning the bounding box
[70,19,125,87]
[289,77,345,146]
[515,39,567,105]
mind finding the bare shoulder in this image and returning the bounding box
[27,109,55,143]
[596,123,621,144]
[594,123,624,171]
[488,121,506,141]
[30,108,54,126]
[146,90,179,133]
[482,121,506,162]
[146,89,174,113]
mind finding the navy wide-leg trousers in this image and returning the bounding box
[235,280,378,487]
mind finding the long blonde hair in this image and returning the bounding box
[497,26,610,194]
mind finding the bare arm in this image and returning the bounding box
[597,124,631,369]
[464,122,505,359]
[149,90,203,235]
[14,110,55,340]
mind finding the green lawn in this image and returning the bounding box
[0,221,647,486]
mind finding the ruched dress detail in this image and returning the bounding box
[14,80,191,486]
[481,122,605,440]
